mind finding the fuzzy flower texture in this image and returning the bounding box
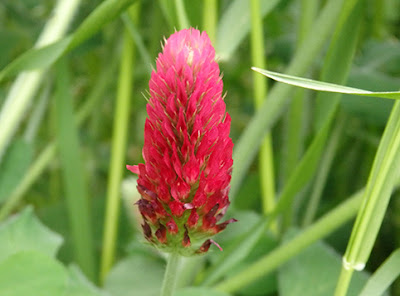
[127,28,236,255]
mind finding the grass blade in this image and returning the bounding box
[252,68,400,100]
[359,249,400,296]
[100,6,137,280]
[54,59,95,280]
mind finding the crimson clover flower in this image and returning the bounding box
[127,28,236,255]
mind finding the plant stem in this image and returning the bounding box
[0,46,118,222]
[174,0,190,29]
[230,0,351,201]
[100,7,137,282]
[0,0,80,163]
[249,0,276,219]
[202,0,217,43]
[334,266,354,296]
[302,115,345,226]
[161,253,181,296]
[214,188,363,293]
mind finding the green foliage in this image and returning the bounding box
[1,0,400,295]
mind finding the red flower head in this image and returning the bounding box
[127,28,236,255]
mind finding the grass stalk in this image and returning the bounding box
[249,0,276,224]
[230,0,355,201]
[100,8,137,282]
[282,0,318,182]
[54,59,95,280]
[202,0,217,43]
[335,99,400,295]
[174,0,190,29]
[302,115,345,226]
[215,188,364,293]
[0,47,118,222]
[0,0,80,162]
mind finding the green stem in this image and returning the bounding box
[250,0,276,218]
[334,267,354,296]
[174,0,190,29]
[214,188,363,293]
[0,46,118,222]
[302,115,345,226]
[161,253,182,296]
[100,8,137,282]
[0,0,81,163]
[202,0,217,43]
[230,0,354,202]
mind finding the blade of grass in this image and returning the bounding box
[0,0,136,82]
[302,115,345,226]
[359,249,400,296]
[249,0,277,232]
[214,188,364,293]
[54,58,95,281]
[216,0,279,61]
[174,0,190,29]
[335,99,400,295]
[202,216,270,286]
[0,47,119,222]
[0,0,80,163]
[100,5,138,282]
[23,82,51,143]
[282,0,318,183]
[202,0,217,44]
[121,13,153,73]
[230,0,358,202]
[252,68,400,99]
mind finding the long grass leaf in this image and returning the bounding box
[252,68,400,100]
[54,59,95,280]
[359,249,400,296]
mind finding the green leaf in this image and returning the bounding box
[216,0,280,61]
[54,59,95,280]
[0,0,136,82]
[278,230,370,296]
[104,255,165,296]
[0,139,33,203]
[0,251,68,296]
[0,37,71,82]
[359,249,400,296]
[175,287,231,296]
[252,68,400,99]
[65,265,109,296]
[0,206,63,263]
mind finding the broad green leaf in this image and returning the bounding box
[0,0,136,82]
[252,68,400,99]
[104,255,165,296]
[216,0,280,61]
[278,230,370,296]
[0,206,62,263]
[175,287,231,296]
[65,265,109,296]
[359,249,400,296]
[0,139,32,203]
[0,251,68,296]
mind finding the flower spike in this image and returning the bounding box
[127,28,235,255]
